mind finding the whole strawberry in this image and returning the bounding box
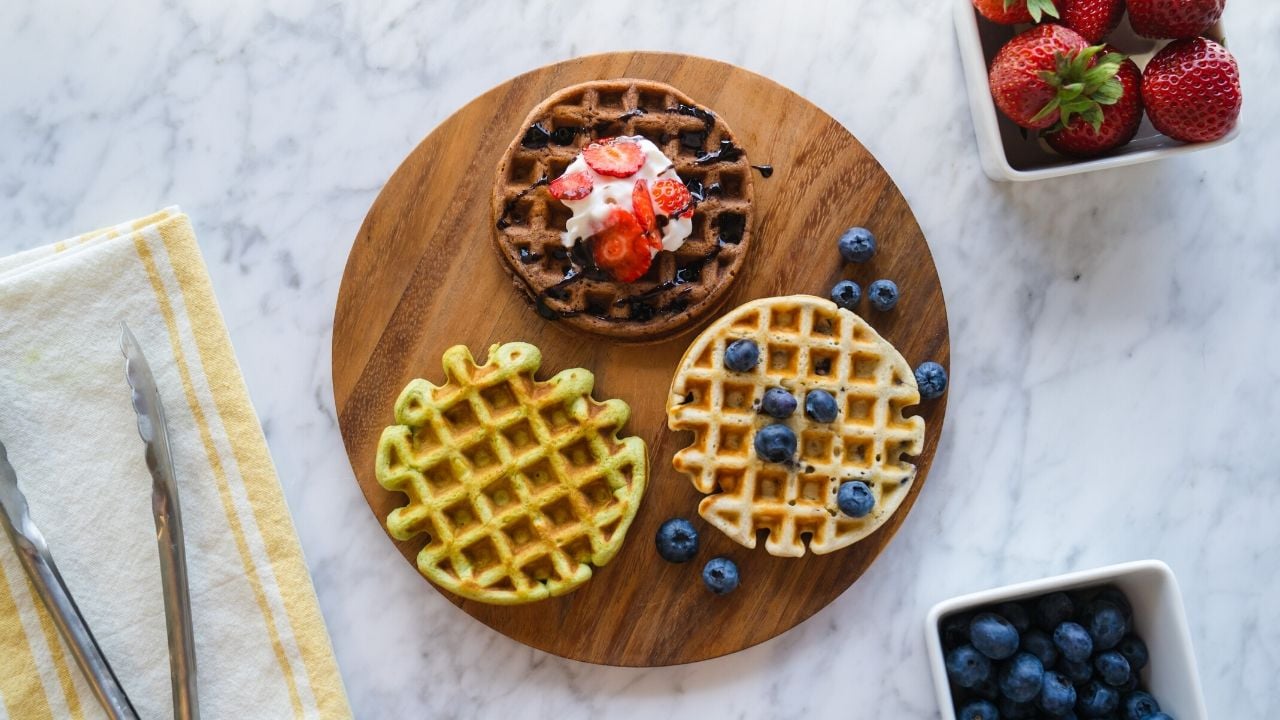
[1142,37,1241,142]
[1047,53,1143,156]
[973,0,1060,24]
[1128,0,1226,38]
[1058,0,1126,43]
[989,24,1125,130]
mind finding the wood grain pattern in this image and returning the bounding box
[333,52,950,667]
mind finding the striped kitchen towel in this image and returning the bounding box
[0,208,350,719]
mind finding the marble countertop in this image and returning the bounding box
[4,1,1278,717]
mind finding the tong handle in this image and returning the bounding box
[153,487,198,720]
[9,527,139,720]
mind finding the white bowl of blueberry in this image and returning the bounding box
[925,560,1207,720]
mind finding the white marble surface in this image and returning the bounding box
[3,1,1278,717]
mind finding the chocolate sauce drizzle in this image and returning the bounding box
[680,129,707,150]
[714,213,746,244]
[684,178,721,203]
[496,175,549,230]
[695,139,744,165]
[667,103,716,129]
[551,126,585,146]
[521,122,586,149]
[520,123,551,149]
[535,242,725,322]
[664,103,772,174]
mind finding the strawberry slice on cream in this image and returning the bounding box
[552,136,695,255]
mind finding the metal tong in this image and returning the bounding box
[121,322,200,720]
[0,439,138,719]
[0,323,200,719]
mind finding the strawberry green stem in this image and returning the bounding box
[1032,47,1125,132]
[1005,0,1060,22]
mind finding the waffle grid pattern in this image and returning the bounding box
[376,343,647,604]
[492,79,753,340]
[667,296,925,557]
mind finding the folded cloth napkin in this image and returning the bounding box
[0,209,350,719]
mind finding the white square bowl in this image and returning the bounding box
[924,560,1208,719]
[954,0,1240,181]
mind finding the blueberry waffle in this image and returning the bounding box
[666,296,925,557]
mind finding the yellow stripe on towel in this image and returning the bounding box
[20,576,84,720]
[131,233,308,718]
[0,567,53,720]
[154,219,350,718]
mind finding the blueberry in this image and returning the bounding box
[971,612,1020,660]
[915,361,948,400]
[830,280,861,310]
[753,423,796,463]
[701,557,739,595]
[1122,691,1160,720]
[959,699,999,720]
[970,674,1000,701]
[1116,635,1149,671]
[998,602,1032,633]
[1039,671,1077,716]
[868,279,899,311]
[804,389,838,423]
[999,652,1044,703]
[723,339,759,372]
[1036,592,1075,630]
[1054,621,1093,663]
[1077,681,1120,717]
[760,387,797,418]
[1094,651,1130,687]
[1060,657,1094,686]
[1088,604,1127,651]
[1117,672,1140,693]
[946,644,993,688]
[1094,586,1133,616]
[837,226,876,263]
[654,518,699,563]
[836,480,875,518]
[1146,714,1173,720]
[1021,628,1058,667]
[999,696,1037,719]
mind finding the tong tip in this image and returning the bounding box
[119,321,139,358]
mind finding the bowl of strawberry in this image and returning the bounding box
[955,0,1242,181]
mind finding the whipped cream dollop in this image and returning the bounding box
[558,136,693,253]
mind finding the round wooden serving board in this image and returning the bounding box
[333,52,949,667]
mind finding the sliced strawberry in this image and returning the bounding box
[582,138,645,177]
[651,178,694,218]
[592,208,652,282]
[631,179,657,231]
[631,179,663,250]
[548,170,593,201]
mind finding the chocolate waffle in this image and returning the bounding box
[666,296,925,557]
[492,79,754,343]
[375,342,648,604]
